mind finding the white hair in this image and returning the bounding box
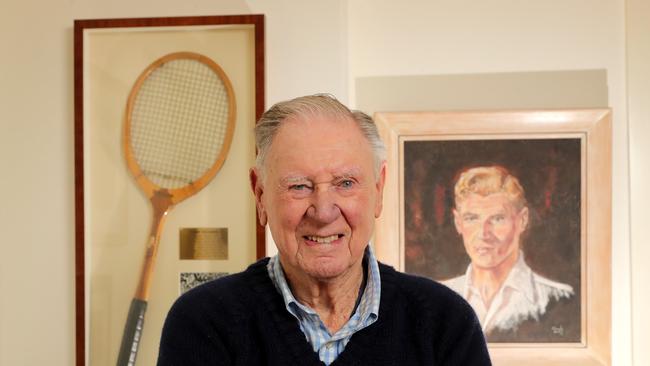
[254,94,386,177]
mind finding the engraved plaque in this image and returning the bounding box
[179,228,228,260]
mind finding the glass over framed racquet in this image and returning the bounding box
[117,52,236,366]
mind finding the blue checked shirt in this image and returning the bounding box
[267,246,381,365]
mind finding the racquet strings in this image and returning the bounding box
[130,58,230,189]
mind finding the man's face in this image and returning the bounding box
[453,192,528,271]
[250,115,385,281]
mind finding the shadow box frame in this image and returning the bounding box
[373,109,611,366]
[74,15,265,366]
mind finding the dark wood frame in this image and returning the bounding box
[73,15,265,366]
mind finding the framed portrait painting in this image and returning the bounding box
[73,15,265,366]
[374,109,611,365]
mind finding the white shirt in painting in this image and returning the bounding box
[441,251,574,334]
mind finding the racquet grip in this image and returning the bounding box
[117,298,148,366]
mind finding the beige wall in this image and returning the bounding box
[0,0,647,365]
[626,0,650,365]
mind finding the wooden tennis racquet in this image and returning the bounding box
[117,52,236,366]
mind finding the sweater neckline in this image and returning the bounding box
[245,258,399,366]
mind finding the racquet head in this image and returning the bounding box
[124,51,236,203]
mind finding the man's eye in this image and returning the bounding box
[463,215,478,222]
[339,179,354,189]
[290,184,311,191]
[491,215,506,223]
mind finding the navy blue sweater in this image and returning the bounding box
[158,258,491,365]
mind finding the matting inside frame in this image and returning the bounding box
[83,25,257,365]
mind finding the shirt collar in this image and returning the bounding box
[464,250,536,304]
[267,245,381,321]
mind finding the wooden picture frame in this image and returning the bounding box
[374,109,611,365]
[73,15,265,366]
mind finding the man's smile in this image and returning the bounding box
[304,234,343,243]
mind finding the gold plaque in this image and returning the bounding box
[179,228,228,260]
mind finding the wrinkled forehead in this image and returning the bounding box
[272,113,370,152]
[267,116,373,171]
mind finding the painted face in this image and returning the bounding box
[250,115,385,282]
[453,192,528,271]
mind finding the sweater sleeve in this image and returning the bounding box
[157,290,233,366]
[382,265,492,366]
[436,293,492,366]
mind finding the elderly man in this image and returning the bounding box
[443,166,574,337]
[158,95,491,365]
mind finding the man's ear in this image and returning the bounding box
[518,206,529,231]
[374,161,387,218]
[249,167,267,226]
[452,208,462,234]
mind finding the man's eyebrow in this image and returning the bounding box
[332,168,362,179]
[278,168,363,186]
[279,176,310,186]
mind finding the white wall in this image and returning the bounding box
[0,0,646,364]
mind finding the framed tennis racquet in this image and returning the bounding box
[74,15,265,366]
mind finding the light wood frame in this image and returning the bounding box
[374,109,611,366]
[73,15,265,366]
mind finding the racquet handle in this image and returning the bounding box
[116,298,148,366]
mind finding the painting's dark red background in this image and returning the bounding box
[403,138,581,342]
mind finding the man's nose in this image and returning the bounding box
[306,186,341,223]
[480,220,493,239]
